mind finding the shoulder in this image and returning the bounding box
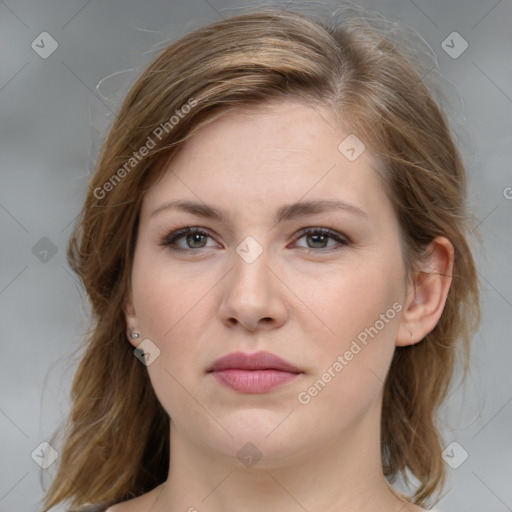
[64,506,109,512]
[44,496,142,512]
[104,501,135,512]
[104,497,146,512]
[78,506,110,512]
[402,505,441,512]
[104,485,164,512]
[79,502,128,512]
[47,505,108,512]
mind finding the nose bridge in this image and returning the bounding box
[219,236,287,330]
[230,238,272,304]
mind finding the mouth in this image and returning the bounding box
[207,351,303,393]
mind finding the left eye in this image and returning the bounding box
[161,227,348,253]
[293,228,349,251]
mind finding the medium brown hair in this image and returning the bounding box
[42,6,480,511]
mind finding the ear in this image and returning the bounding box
[124,295,140,348]
[397,236,454,347]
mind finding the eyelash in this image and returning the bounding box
[160,225,350,255]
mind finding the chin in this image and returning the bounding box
[210,409,307,464]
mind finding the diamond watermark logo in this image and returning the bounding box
[237,442,262,468]
[134,338,161,366]
[31,32,59,59]
[338,134,365,161]
[441,32,468,59]
[31,441,59,469]
[442,441,469,469]
[236,236,263,264]
[32,237,58,263]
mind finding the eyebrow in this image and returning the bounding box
[150,199,368,223]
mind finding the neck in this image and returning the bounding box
[152,404,417,512]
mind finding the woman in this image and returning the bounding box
[42,6,479,512]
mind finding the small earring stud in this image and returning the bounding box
[409,330,414,344]
[130,330,141,340]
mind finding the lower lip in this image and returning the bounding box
[211,369,300,393]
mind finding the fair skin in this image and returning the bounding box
[111,99,453,512]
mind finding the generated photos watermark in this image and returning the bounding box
[297,301,403,405]
[93,97,197,200]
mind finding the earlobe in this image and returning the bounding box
[396,236,454,347]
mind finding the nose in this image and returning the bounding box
[218,247,288,332]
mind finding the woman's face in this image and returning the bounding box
[126,99,411,466]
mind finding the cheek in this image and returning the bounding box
[293,252,405,409]
[130,253,213,421]
[131,243,207,339]
[293,254,404,349]
[130,247,217,383]
[294,300,401,444]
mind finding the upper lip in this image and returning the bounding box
[208,351,302,373]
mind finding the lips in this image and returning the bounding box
[209,351,302,373]
[208,351,302,393]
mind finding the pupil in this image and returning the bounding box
[188,233,206,248]
[309,234,326,248]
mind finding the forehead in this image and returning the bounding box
[141,99,389,223]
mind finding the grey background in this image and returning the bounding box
[0,1,511,511]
